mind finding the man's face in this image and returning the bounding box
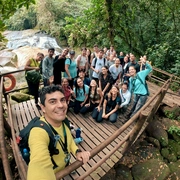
[41,91,67,126]
[62,49,68,57]
[98,51,104,58]
[130,55,135,62]
[48,50,54,58]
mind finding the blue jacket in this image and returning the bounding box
[129,63,152,95]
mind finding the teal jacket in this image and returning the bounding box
[129,63,152,95]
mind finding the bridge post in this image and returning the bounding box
[121,111,148,155]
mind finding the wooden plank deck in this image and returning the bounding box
[10,81,177,179]
[11,98,134,180]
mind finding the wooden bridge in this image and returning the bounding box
[0,68,180,180]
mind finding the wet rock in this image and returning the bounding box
[146,120,169,147]
[167,160,180,179]
[115,164,133,180]
[146,137,161,149]
[161,148,169,159]
[11,92,31,102]
[131,159,170,180]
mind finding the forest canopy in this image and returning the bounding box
[2,0,180,76]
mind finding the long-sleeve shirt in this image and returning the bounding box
[27,116,78,180]
[42,56,54,80]
[129,63,152,95]
[120,89,131,107]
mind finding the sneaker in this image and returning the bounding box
[74,137,83,144]
[36,104,41,110]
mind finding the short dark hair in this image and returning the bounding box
[48,48,55,52]
[99,49,104,53]
[39,85,64,106]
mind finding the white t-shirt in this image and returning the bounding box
[109,64,122,80]
[120,89,131,107]
[92,58,107,78]
[76,55,87,67]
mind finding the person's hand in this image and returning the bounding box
[80,102,84,107]
[102,113,106,118]
[68,77,72,80]
[104,114,109,119]
[35,67,40,71]
[49,76,54,84]
[96,106,101,112]
[76,151,90,164]
[95,69,99,74]
[102,91,104,96]
[85,103,90,107]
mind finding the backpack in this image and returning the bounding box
[136,74,150,96]
[93,57,106,68]
[17,116,70,167]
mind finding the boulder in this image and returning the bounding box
[146,137,161,149]
[146,120,169,147]
[131,159,170,180]
[167,160,180,179]
[115,164,133,180]
[11,92,31,103]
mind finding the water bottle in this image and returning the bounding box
[76,128,81,138]
[22,148,30,164]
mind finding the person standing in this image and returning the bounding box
[64,50,77,89]
[91,49,107,82]
[27,85,90,180]
[53,48,68,85]
[25,52,44,109]
[127,59,152,118]
[42,48,55,86]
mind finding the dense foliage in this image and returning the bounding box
[3,0,180,75]
[0,0,35,41]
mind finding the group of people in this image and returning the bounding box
[24,45,152,179]
[25,45,152,122]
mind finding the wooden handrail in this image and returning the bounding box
[0,77,13,180]
[55,78,171,179]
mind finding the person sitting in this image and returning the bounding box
[61,78,73,106]
[72,78,89,114]
[74,69,91,87]
[27,85,90,180]
[25,52,44,110]
[92,85,121,123]
[99,66,114,96]
[119,82,131,113]
[80,80,103,115]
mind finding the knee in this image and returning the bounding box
[109,114,117,123]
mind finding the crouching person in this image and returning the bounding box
[93,85,121,123]
[27,85,90,180]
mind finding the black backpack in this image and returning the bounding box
[17,116,70,167]
[93,57,106,68]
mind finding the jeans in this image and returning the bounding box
[92,106,118,123]
[74,100,83,114]
[130,94,148,117]
[80,102,98,114]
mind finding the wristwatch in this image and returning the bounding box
[75,149,82,154]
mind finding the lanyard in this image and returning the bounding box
[45,119,68,154]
